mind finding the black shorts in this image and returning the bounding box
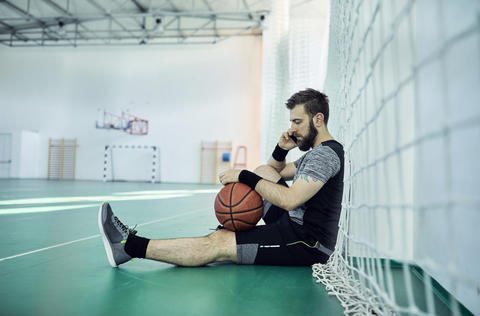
[235,179,331,266]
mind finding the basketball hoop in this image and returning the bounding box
[123,113,148,135]
[95,110,148,135]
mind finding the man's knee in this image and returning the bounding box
[253,165,282,183]
[209,228,235,242]
[207,229,237,262]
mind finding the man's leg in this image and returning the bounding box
[252,165,289,224]
[253,165,283,183]
[145,229,236,267]
[99,201,237,267]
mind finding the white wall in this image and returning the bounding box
[0,36,263,183]
[18,130,39,178]
[0,130,39,179]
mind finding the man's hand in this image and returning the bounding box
[279,129,298,150]
[219,169,242,185]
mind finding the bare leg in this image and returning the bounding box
[145,229,237,267]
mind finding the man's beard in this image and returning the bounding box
[296,120,318,151]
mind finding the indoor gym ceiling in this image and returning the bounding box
[0,0,270,47]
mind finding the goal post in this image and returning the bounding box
[103,145,159,183]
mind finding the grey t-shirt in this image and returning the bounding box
[289,140,344,251]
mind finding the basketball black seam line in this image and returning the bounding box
[230,183,237,231]
[214,204,263,215]
[221,219,256,226]
[216,195,262,215]
[216,185,255,208]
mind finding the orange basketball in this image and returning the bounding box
[214,183,264,232]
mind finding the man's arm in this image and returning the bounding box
[266,129,298,180]
[220,129,318,209]
[254,173,324,211]
[219,169,324,211]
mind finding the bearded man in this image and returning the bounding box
[98,88,344,267]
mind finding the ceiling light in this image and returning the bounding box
[153,18,165,34]
[258,15,268,30]
[56,20,66,37]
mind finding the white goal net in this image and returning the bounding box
[313,0,480,315]
[261,0,331,164]
[262,0,480,315]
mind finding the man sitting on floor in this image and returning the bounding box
[98,88,344,267]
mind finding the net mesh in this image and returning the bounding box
[260,0,480,314]
[312,0,480,315]
[261,0,331,164]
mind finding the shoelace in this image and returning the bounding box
[114,216,137,235]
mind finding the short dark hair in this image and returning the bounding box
[285,88,330,125]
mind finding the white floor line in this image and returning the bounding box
[0,207,211,262]
[0,235,101,262]
[135,207,210,227]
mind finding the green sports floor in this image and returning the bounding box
[0,180,473,316]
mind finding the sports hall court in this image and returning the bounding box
[1,0,479,315]
[0,180,474,315]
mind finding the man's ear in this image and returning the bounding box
[313,113,324,127]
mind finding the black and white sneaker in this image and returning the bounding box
[98,202,137,267]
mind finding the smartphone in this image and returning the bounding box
[291,135,298,143]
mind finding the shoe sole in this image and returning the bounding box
[98,202,118,268]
